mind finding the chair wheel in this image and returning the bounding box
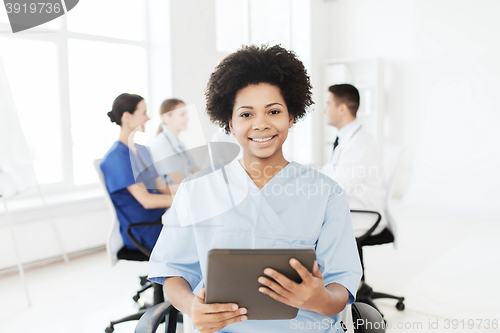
[396,301,405,311]
[133,294,140,302]
[105,324,114,333]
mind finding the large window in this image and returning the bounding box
[68,39,148,185]
[0,38,62,184]
[0,2,151,189]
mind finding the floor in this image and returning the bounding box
[0,203,499,333]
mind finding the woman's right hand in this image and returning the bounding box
[190,288,247,333]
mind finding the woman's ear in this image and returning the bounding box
[288,115,294,129]
[228,119,235,134]
[121,111,131,125]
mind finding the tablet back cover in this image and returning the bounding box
[205,249,315,320]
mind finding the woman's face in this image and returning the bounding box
[162,103,188,133]
[229,83,293,160]
[125,99,149,132]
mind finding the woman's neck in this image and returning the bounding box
[240,150,289,189]
[118,127,136,151]
[166,124,180,139]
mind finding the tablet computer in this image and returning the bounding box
[205,248,316,320]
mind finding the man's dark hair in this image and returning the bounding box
[328,84,360,117]
[206,44,313,134]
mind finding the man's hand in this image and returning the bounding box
[190,288,247,333]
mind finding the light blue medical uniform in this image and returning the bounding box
[150,125,198,185]
[101,141,165,251]
[149,159,362,332]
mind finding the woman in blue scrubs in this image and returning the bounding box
[149,46,362,332]
[100,93,175,251]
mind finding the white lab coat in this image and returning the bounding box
[149,125,198,184]
[320,120,387,237]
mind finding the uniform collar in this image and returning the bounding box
[337,119,361,144]
[162,124,182,148]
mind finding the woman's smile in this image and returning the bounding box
[248,134,278,147]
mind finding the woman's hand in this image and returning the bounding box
[168,183,179,195]
[257,259,332,315]
[190,288,248,333]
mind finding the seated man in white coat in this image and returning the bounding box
[320,84,387,238]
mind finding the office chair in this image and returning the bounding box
[352,146,405,315]
[93,159,179,333]
[134,301,385,333]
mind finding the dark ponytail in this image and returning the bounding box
[108,93,144,126]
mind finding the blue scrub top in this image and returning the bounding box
[100,141,165,251]
[149,159,362,332]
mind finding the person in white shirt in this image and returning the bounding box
[150,99,199,185]
[320,84,387,238]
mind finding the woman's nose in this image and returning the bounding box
[252,115,271,130]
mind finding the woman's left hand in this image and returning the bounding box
[258,259,330,313]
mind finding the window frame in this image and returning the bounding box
[0,3,153,196]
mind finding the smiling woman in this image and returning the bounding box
[230,83,294,188]
[149,45,363,333]
[206,45,312,134]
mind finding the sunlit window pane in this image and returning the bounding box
[215,0,248,53]
[68,39,148,185]
[0,5,9,23]
[67,0,144,41]
[0,38,62,184]
[37,17,60,30]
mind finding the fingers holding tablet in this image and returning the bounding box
[290,258,322,284]
[258,260,329,314]
[191,288,248,333]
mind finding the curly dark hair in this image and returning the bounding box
[205,44,313,134]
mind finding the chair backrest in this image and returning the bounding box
[382,145,404,247]
[93,159,123,266]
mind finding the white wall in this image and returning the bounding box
[326,0,500,214]
[0,196,109,272]
[309,0,331,165]
[169,0,222,147]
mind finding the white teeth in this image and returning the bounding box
[252,136,274,142]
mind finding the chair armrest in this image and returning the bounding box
[126,221,163,258]
[135,301,175,333]
[134,301,385,333]
[350,210,381,245]
[351,302,385,332]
